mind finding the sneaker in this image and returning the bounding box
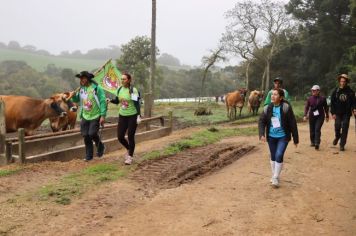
[83,157,93,162]
[310,143,315,147]
[333,138,339,146]
[315,145,319,150]
[96,142,106,157]
[271,177,279,188]
[340,146,345,151]
[124,155,133,165]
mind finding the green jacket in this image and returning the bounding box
[71,83,107,120]
[264,89,290,106]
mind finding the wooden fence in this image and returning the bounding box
[0,109,173,165]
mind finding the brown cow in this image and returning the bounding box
[225,88,247,120]
[49,108,77,132]
[0,92,74,136]
[248,90,264,115]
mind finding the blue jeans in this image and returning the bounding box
[267,136,289,163]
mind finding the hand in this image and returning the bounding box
[260,136,266,142]
[325,117,329,122]
[332,114,336,120]
[106,98,111,103]
[136,115,142,124]
[303,116,307,122]
[99,116,105,127]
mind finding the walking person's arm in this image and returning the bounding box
[287,106,299,147]
[303,97,310,121]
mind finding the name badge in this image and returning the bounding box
[131,94,138,101]
[271,117,281,128]
[313,110,319,116]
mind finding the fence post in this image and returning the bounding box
[168,111,173,133]
[5,141,12,164]
[0,98,6,164]
[18,128,25,164]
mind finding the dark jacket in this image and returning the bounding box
[259,101,299,144]
[304,95,329,118]
[330,86,355,116]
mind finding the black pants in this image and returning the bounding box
[117,114,137,156]
[334,114,351,147]
[80,118,101,159]
[309,115,324,145]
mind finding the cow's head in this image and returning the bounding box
[49,92,77,117]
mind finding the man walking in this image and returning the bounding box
[264,77,290,106]
[330,74,356,151]
[71,71,107,161]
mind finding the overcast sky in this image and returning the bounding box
[0,0,244,66]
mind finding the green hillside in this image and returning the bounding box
[0,48,104,71]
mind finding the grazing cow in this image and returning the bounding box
[0,92,75,136]
[248,90,264,115]
[49,106,78,132]
[225,88,248,120]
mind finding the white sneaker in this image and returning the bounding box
[124,155,133,165]
[271,177,279,188]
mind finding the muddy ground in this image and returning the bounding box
[0,120,355,236]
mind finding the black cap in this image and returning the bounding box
[273,77,283,84]
[75,71,94,80]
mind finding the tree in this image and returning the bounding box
[224,0,292,91]
[199,46,226,103]
[8,41,21,50]
[157,53,181,66]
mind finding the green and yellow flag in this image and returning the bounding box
[93,59,122,95]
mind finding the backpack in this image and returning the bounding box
[263,102,289,116]
[117,85,141,116]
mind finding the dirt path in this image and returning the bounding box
[1,120,356,235]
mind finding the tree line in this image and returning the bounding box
[221,0,356,98]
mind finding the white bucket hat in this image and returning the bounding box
[311,85,320,90]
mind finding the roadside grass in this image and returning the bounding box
[0,168,22,177]
[142,126,257,161]
[37,163,127,205]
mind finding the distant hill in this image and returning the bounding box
[0,48,104,71]
[0,48,193,72]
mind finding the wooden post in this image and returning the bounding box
[5,141,12,164]
[18,128,25,164]
[0,98,6,163]
[168,111,173,133]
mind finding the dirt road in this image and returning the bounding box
[1,120,355,235]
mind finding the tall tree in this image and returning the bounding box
[224,0,292,91]
[199,46,226,103]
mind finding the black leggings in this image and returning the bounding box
[117,115,137,156]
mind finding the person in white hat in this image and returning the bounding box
[303,85,329,150]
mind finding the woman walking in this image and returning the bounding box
[259,88,299,187]
[303,85,329,150]
[109,73,140,165]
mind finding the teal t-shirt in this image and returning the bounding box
[269,105,286,138]
[118,86,139,116]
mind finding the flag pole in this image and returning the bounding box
[94,58,112,76]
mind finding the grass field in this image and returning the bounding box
[106,100,305,128]
[0,48,104,71]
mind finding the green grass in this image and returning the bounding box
[151,100,305,126]
[0,48,104,71]
[38,163,126,205]
[0,168,22,177]
[143,126,258,160]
